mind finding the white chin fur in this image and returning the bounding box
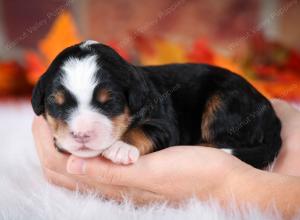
[70,149,103,158]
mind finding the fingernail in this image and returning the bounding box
[67,158,86,174]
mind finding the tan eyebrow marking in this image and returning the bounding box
[52,91,65,105]
[97,88,111,103]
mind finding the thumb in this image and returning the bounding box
[66,155,140,186]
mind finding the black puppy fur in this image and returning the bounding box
[32,42,282,168]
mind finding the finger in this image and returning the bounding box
[66,147,187,186]
[44,169,123,201]
[112,186,166,205]
[46,166,164,204]
[271,99,300,140]
[66,155,144,186]
[32,116,48,158]
[44,168,80,190]
[66,171,166,205]
[32,116,69,172]
[66,147,194,188]
[271,99,299,123]
[67,156,163,187]
[32,116,56,153]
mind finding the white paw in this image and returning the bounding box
[102,141,140,164]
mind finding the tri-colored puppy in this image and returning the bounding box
[31,40,282,168]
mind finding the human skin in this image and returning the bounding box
[32,99,300,219]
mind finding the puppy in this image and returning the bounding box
[31,40,281,168]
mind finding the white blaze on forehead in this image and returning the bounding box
[80,40,99,49]
[61,55,98,105]
[60,55,115,155]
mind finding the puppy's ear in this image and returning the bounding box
[31,75,47,115]
[127,70,149,115]
[128,83,146,113]
[93,43,149,115]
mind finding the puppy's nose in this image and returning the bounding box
[70,131,94,144]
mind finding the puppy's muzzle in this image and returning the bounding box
[70,130,95,144]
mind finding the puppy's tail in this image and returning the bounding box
[223,132,281,169]
[228,144,279,169]
[222,110,282,169]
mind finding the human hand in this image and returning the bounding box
[32,99,300,204]
[271,99,300,176]
[32,116,251,204]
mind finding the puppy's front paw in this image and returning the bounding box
[102,141,140,164]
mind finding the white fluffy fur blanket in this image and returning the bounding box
[0,101,299,220]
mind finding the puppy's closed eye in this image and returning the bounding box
[97,88,111,103]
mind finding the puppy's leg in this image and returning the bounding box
[102,141,140,165]
[102,127,154,164]
[102,125,170,164]
[201,91,281,169]
[122,127,155,155]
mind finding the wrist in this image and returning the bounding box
[213,162,257,205]
[223,165,300,219]
[273,133,300,176]
[223,163,259,194]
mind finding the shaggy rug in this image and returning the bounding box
[0,101,299,220]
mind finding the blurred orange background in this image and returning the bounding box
[0,0,300,101]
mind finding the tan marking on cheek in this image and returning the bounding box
[97,89,111,103]
[111,107,130,139]
[122,128,154,155]
[45,112,69,138]
[52,91,65,105]
[201,94,221,142]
